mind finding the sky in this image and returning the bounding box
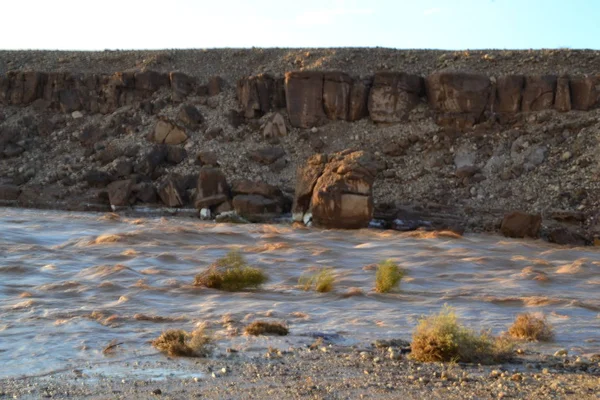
[0,0,597,50]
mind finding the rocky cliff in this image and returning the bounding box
[0,48,599,243]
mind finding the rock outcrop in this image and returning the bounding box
[368,72,424,123]
[293,150,378,229]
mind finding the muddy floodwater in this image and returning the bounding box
[1,208,599,379]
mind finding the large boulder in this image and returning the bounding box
[293,150,378,229]
[194,167,230,209]
[157,177,185,207]
[153,120,188,145]
[493,75,524,113]
[292,154,328,220]
[237,74,286,118]
[426,72,492,126]
[570,76,599,110]
[285,71,327,128]
[368,72,424,123]
[521,75,557,112]
[554,76,571,112]
[349,77,372,121]
[106,179,134,207]
[323,72,352,120]
[500,211,542,238]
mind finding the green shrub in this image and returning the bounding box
[508,313,554,342]
[152,325,212,357]
[245,321,289,336]
[411,305,513,364]
[194,250,268,291]
[375,260,404,293]
[299,268,335,293]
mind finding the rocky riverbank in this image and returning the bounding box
[1,346,599,399]
[1,48,599,244]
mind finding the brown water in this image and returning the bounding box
[1,208,599,379]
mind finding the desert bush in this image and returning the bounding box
[411,306,513,364]
[508,313,554,341]
[299,268,335,293]
[194,250,268,291]
[375,260,404,293]
[244,321,289,336]
[152,325,212,357]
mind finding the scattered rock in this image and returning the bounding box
[177,104,203,129]
[166,146,187,164]
[157,177,185,207]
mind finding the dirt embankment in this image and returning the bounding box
[0,48,599,243]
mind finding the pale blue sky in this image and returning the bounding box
[1,0,597,50]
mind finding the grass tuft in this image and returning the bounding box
[194,250,268,291]
[299,268,335,293]
[152,325,212,357]
[411,305,513,364]
[507,313,554,342]
[244,321,289,336]
[375,260,404,293]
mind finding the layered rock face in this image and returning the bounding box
[0,70,214,113]
[236,70,600,130]
[293,150,378,229]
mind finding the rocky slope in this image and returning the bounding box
[0,48,599,243]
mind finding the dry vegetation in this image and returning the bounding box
[375,260,404,293]
[411,306,514,364]
[194,250,268,291]
[244,321,289,336]
[508,313,554,342]
[151,325,212,357]
[299,268,335,293]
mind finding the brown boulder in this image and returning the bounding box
[323,72,352,120]
[312,150,379,229]
[263,113,287,140]
[547,227,588,246]
[237,74,285,118]
[292,153,328,219]
[349,77,372,121]
[285,71,327,128]
[426,72,491,115]
[107,179,134,207]
[521,75,556,112]
[493,75,524,113]
[554,76,571,112]
[158,178,185,207]
[570,76,599,110]
[153,120,188,145]
[208,76,224,96]
[177,104,203,129]
[133,181,157,203]
[368,72,424,123]
[500,211,542,238]
[195,167,230,209]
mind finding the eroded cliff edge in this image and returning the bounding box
[0,48,599,243]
